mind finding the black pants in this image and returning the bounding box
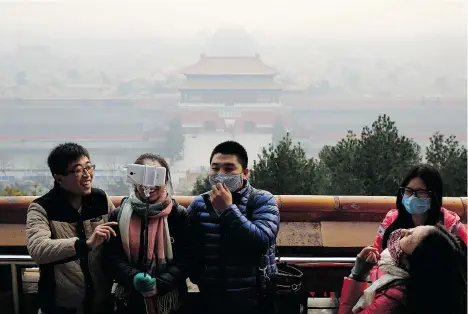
[39,305,114,314]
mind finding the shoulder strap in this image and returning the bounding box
[202,193,213,211]
[246,188,259,221]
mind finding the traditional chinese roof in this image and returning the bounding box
[179,79,282,90]
[182,55,277,75]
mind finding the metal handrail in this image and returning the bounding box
[279,257,355,263]
[0,254,356,264]
[0,255,35,265]
[0,254,355,314]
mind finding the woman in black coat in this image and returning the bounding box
[104,153,192,314]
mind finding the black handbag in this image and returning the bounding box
[245,189,306,314]
[267,260,306,314]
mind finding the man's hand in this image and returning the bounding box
[210,183,233,213]
[86,221,118,250]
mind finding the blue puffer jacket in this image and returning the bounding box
[187,181,280,314]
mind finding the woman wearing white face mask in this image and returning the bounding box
[372,164,467,255]
[104,153,192,314]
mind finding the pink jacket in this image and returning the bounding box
[339,208,466,313]
[339,266,405,314]
[373,207,467,253]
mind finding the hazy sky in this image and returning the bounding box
[0,0,465,41]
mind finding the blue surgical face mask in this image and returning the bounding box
[402,195,431,215]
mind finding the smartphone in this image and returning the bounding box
[125,164,166,186]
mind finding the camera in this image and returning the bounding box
[125,164,166,187]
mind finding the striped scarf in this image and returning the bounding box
[118,192,180,314]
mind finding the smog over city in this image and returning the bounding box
[0,0,466,195]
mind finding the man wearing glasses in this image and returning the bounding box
[26,142,117,314]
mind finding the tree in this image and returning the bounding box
[250,134,318,195]
[30,183,43,196]
[163,118,185,161]
[426,132,467,196]
[1,185,29,196]
[192,175,210,195]
[319,115,421,196]
[357,115,421,196]
[319,131,364,195]
[272,120,287,146]
[0,180,46,196]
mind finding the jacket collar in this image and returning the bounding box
[48,184,95,212]
[232,180,252,200]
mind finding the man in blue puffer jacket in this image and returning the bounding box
[187,141,280,314]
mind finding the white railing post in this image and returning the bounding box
[10,264,19,314]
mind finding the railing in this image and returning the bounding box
[0,255,356,314]
[0,255,36,314]
[0,195,466,313]
[0,195,466,224]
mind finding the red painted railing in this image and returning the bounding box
[0,195,466,224]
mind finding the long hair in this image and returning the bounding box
[134,153,174,195]
[403,224,467,314]
[382,164,444,249]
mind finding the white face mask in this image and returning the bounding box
[209,173,243,192]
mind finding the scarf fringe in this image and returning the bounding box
[146,289,180,314]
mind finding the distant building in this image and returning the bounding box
[178,53,290,134]
[176,168,207,195]
[0,96,179,168]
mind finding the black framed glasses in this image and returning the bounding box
[399,187,431,200]
[66,164,96,177]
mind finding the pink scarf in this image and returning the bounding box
[127,201,173,267]
[119,192,180,314]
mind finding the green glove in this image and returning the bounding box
[133,272,156,295]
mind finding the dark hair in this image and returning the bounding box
[382,164,444,249]
[47,142,90,175]
[404,224,467,314]
[134,153,173,194]
[209,141,248,170]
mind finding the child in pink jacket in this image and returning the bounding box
[339,224,466,314]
